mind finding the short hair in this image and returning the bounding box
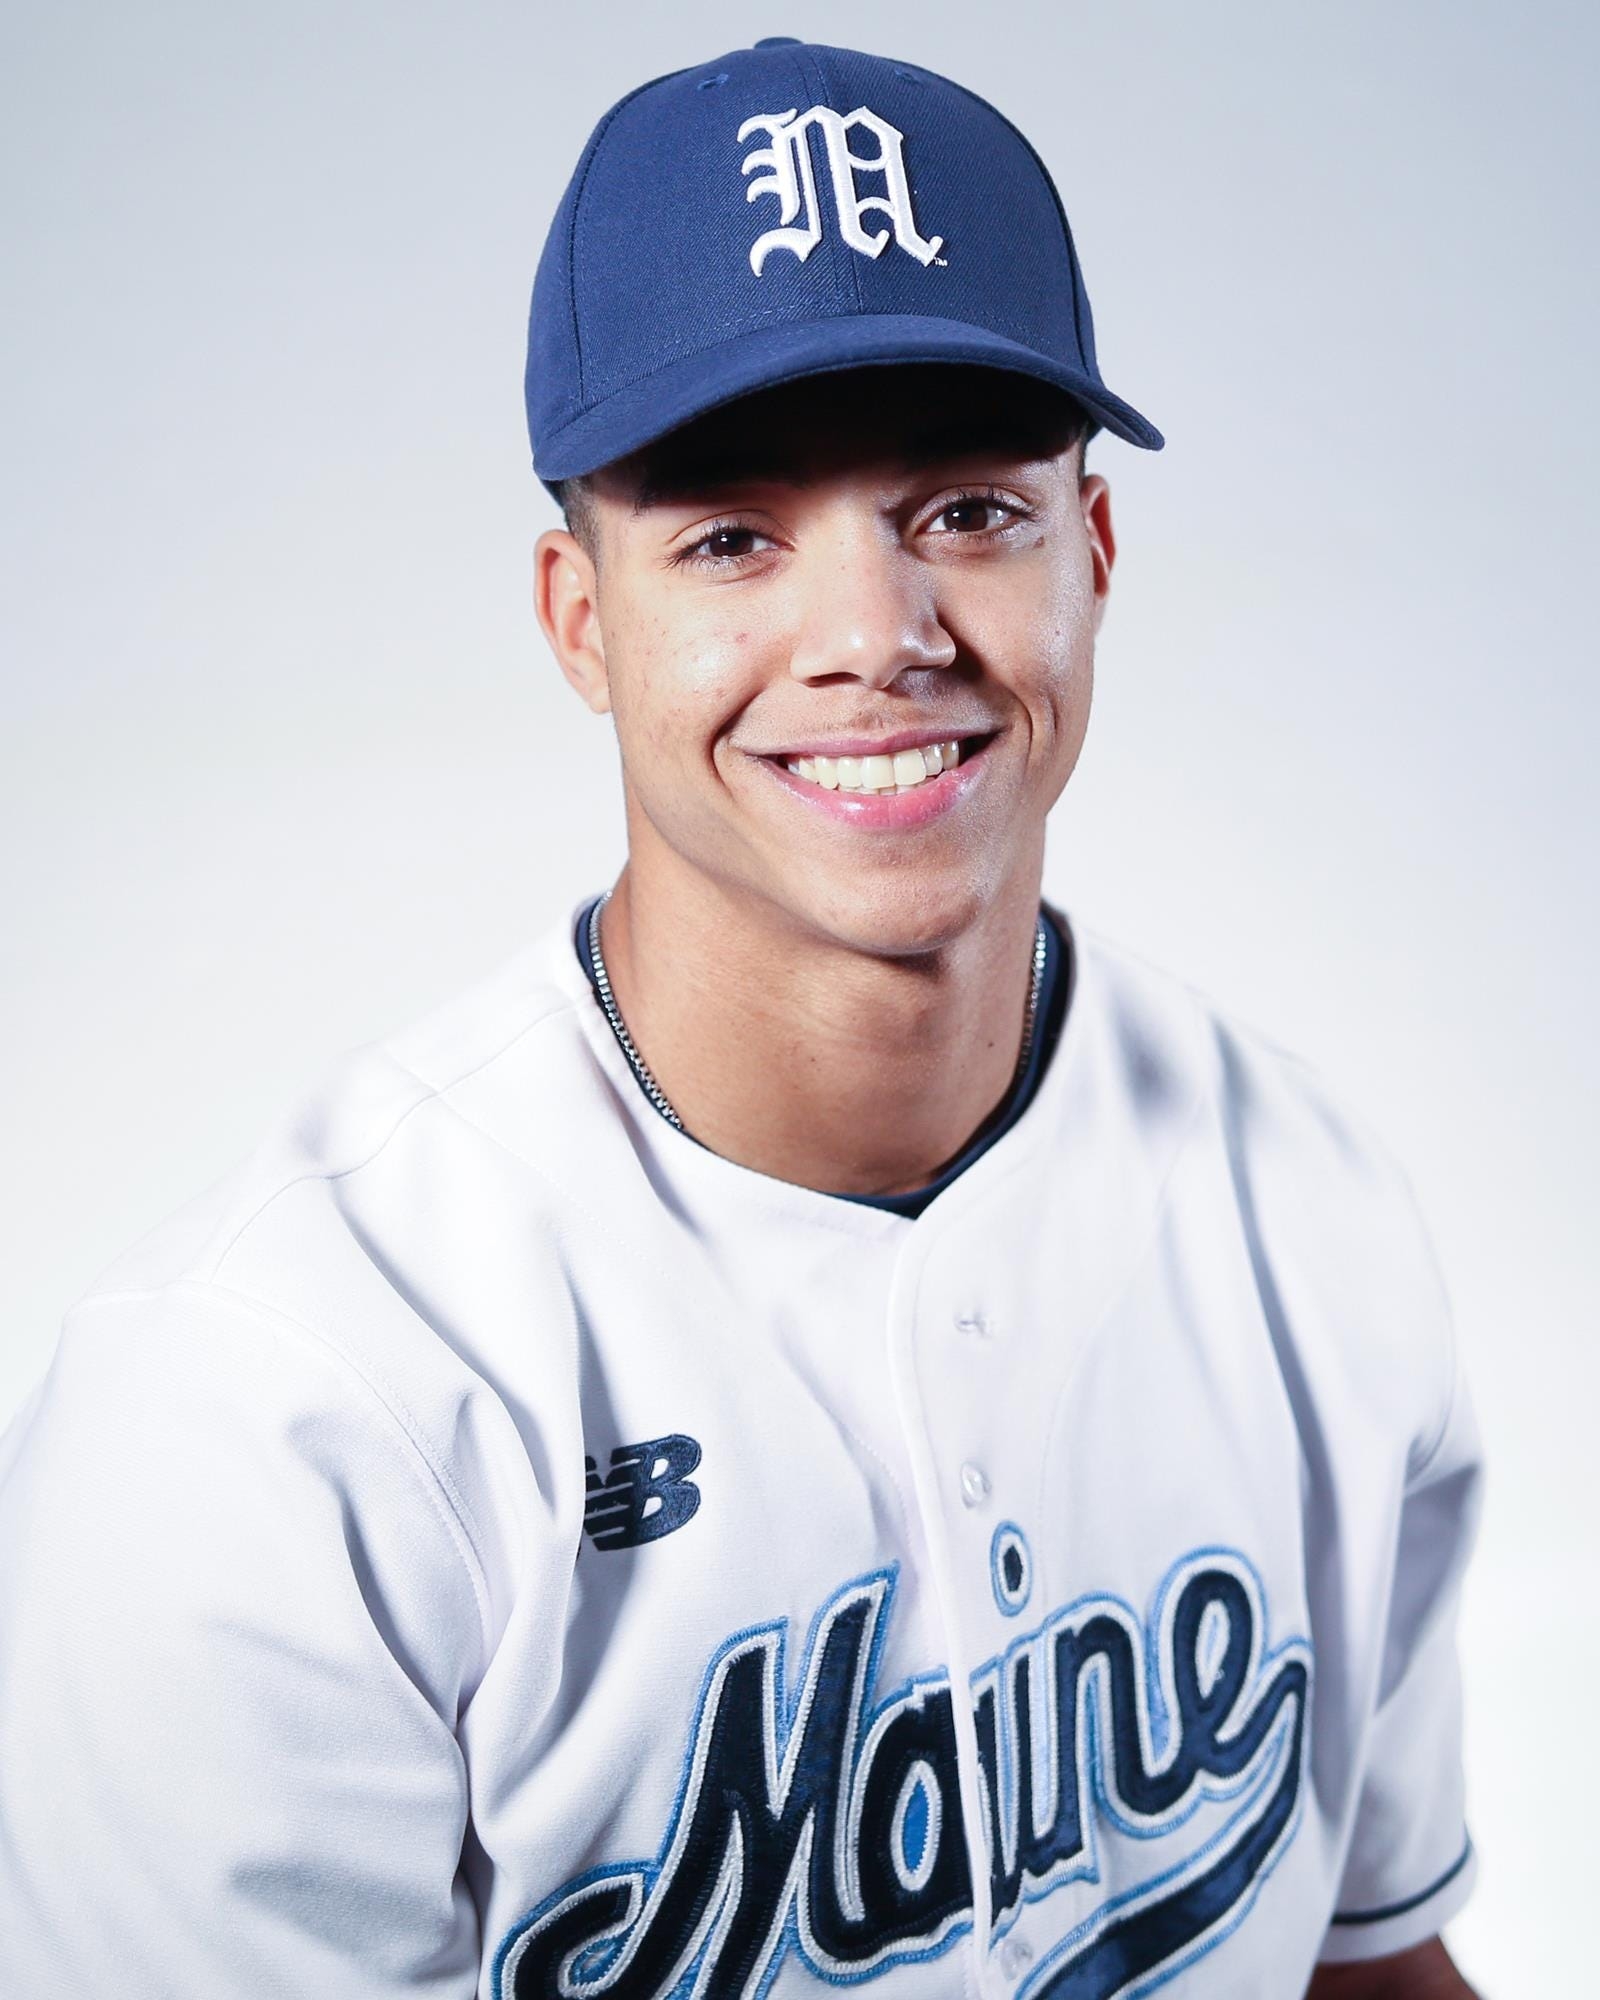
[555,383,1096,562]
[558,473,601,561]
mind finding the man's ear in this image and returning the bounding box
[535,528,611,714]
[1078,471,1116,635]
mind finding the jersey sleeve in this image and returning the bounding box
[1317,1282,1485,1963]
[0,1281,518,1996]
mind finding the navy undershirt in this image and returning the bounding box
[574,897,1070,1220]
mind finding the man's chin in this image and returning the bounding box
[775,876,1010,965]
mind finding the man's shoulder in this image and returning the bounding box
[12,914,604,1608]
[1067,913,1414,1195]
[1067,916,1459,1461]
[84,908,597,1311]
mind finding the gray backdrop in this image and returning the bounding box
[4,3,1594,1987]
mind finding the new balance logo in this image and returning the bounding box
[738,104,945,276]
[583,1433,702,1550]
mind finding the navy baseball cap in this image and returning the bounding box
[526,37,1163,486]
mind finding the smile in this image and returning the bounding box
[783,738,963,795]
[758,733,994,829]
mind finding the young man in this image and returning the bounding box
[0,36,1482,2000]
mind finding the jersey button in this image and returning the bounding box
[959,1461,990,1508]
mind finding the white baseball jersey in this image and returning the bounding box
[0,898,1481,1998]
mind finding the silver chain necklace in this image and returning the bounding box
[585,888,1048,1138]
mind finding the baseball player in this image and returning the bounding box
[0,35,1482,2000]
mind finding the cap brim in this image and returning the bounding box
[532,313,1162,486]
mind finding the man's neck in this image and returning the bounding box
[594,855,1047,1198]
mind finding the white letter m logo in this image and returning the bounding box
[737,105,945,277]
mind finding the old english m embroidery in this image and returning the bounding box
[739,105,945,275]
[493,1551,1311,1998]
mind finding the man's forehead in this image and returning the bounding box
[605,368,1083,512]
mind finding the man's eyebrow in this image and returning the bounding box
[630,425,1060,513]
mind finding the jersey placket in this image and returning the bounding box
[883,1171,1049,1998]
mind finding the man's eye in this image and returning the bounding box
[678,524,773,566]
[931,496,1015,535]
[705,528,755,558]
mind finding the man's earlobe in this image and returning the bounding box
[534,528,612,715]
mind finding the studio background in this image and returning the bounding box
[3,2,1592,1989]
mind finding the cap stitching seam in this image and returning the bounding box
[564,76,671,405]
[799,45,866,317]
[945,77,1091,364]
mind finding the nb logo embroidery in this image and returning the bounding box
[583,1433,702,1550]
[738,104,945,276]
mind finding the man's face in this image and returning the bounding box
[539,366,1115,959]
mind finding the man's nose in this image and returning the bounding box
[786,531,958,688]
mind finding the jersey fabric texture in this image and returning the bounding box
[0,898,1481,1999]
[573,893,1071,1220]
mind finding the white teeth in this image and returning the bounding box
[784,738,967,794]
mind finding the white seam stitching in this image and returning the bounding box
[74,1277,498,1656]
[200,992,574,1283]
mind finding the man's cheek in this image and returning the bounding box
[628,637,754,737]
